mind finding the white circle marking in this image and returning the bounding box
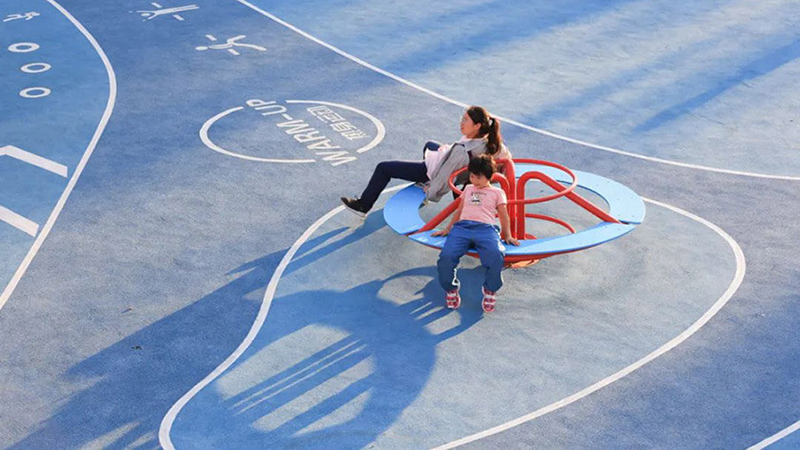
[201,100,386,163]
[200,106,316,164]
[19,87,51,99]
[2,0,117,310]
[8,42,40,53]
[21,62,51,74]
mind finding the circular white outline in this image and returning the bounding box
[19,87,51,99]
[8,42,40,53]
[286,100,386,154]
[200,100,386,164]
[20,62,52,74]
[159,191,746,449]
[234,0,800,181]
[200,106,314,164]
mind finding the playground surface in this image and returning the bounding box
[1,1,799,448]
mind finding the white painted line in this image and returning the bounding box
[748,419,800,449]
[286,100,386,153]
[199,106,316,164]
[1,145,68,177]
[433,196,746,449]
[0,0,117,312]
[233,0,800,182]
[233,0,469,107]
[160,190,745,448]
[0,206,39,237]
[158,183,410,450]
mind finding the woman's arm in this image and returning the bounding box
[432,199,464,237]
[426,145,469,202]
[497,204,520,246]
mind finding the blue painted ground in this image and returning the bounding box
[0,1,798,449]
[170,193,736,448]
[255,0,800,178]
[0,0,108,295]
[772,431,800,450]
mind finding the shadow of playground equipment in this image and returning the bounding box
[7,228,339,449]
[174,267,482,449]
[10,214,481,449]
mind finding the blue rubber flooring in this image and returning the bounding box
[1,1,798,449]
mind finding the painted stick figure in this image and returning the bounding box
[195,35,266,56]
[136,3,198,21]
[3,12,40,22]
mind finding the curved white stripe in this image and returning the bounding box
[748,419,800,450]
[233,0,800,182]
[200,106,316,164]
[160,191,745,448]
[434,196,746,449]
[0,0,117,311]
[286,100,386,154]
[158,183,410,449]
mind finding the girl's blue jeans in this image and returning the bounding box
[437,220,505,293]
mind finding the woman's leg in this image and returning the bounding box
[422,141,441,158]
[359,160,428,211]
[436,223,471,292]
[473,225,506,292]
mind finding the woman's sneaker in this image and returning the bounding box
[341,197,368,218]
[445,289,461,309]
[482,286,497,312]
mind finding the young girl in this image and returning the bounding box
[432,155,520,312]
[341,106,511,217]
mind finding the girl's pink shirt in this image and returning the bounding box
[459,184,507,225]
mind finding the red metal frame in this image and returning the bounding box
[415,158,620,267]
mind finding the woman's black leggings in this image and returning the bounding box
[358,141,441,211]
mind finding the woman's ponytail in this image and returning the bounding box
[486,116,501,156]
[467,106,503,156]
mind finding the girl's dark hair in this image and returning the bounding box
[466,106,502,156]
[468,154,497,180]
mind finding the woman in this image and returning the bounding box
[341,106,511,217]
